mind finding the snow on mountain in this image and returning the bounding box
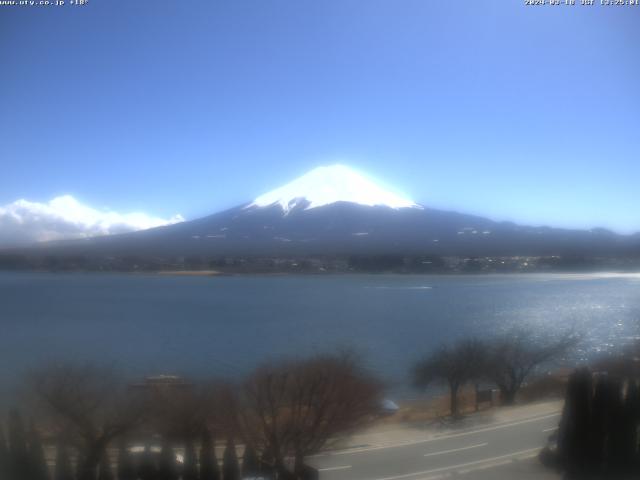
[247,164,422,213]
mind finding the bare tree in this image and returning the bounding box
[484,329,577,405]
[239,352,382,476]
[148,383,214,440]
[413,339,485,417]
[30,363,147,480]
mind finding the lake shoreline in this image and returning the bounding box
[4,268,640,280]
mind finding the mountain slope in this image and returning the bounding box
[3,165,639,261]
[13,201,636,259]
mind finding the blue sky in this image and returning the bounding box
[1,0,639,234]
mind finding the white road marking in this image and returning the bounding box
[319,412,560,456]
[454,451,540,476]
[318,465,352,472]
[456,458,512,473]
[543,426,558,432]
[423,442,487,457]
[373,447,541,480]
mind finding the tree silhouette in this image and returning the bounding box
[558,368,592,477]
[53,440,74,480]
[222,439,240,480]
[241,444,260,478]
[182,438,198,480]
[588,373,608,471]
[0,426,9,480]
[157,440,179,480]
[605,376,625,474]
[483,330,576,405]
[116,440,136,480]
[556,369,640,478]
[98,449,115,480]
[621,380,640,471]
[198,428,220,480]
[28,422,50,480]
[413,340,485,417]
[239,352,381,474]
[8,409,30,480]
[31,363,147,480]
[137,445,157,480]
[259,447,275,480]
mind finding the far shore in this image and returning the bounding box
[142,270,640,279]
[3,269,640,279]
[155,270,225,277]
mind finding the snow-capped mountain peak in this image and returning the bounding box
[247,164,422,213]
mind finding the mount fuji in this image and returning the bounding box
[4,165,639,266]
[247,165,421,213]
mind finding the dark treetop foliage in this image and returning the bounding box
[149,384,215,441]
[241,444,260,477]
[0,426,9,480]
[8,409,31,480]
[157,440,179,480]
[182,438,198,480]
[97,449,114,480]
[28,422,50,480]
[259,447,276,480]
[199,428,220,480]
[116,441,136,480]
[54,440,74,480]
[556,367,640,479]
[137,445,157,480]
[222,438,240,480]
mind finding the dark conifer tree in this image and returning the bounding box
[8,409,31,480]
[606,376,626,474]
[78,448,105,480]
[97,449,114,480]
[259,448,275,480]
[276,467,296,480]
[28,422,51,480]
[117,440,136,480]
[157,440,178,480]
[621,380,640,472]
[76,448,103,480]
[0,426,9,480]
[241,444,259,478]
[75,450,87,480]
[300,464,320,480]
[589,374,609,472]
[53,441,74,480]
[557,368,592,478]
[182,438,198,480]
[221,439,239,480]
[138,445,157,480]
[198,429,219,480]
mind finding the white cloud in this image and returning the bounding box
[0,195,184,247]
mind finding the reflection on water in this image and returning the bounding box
[0,272,638,400]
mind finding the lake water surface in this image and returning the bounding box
[1,272,639,400]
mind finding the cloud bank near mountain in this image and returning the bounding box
[0,195,184,247]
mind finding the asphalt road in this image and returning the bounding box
[308,409,562,480]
